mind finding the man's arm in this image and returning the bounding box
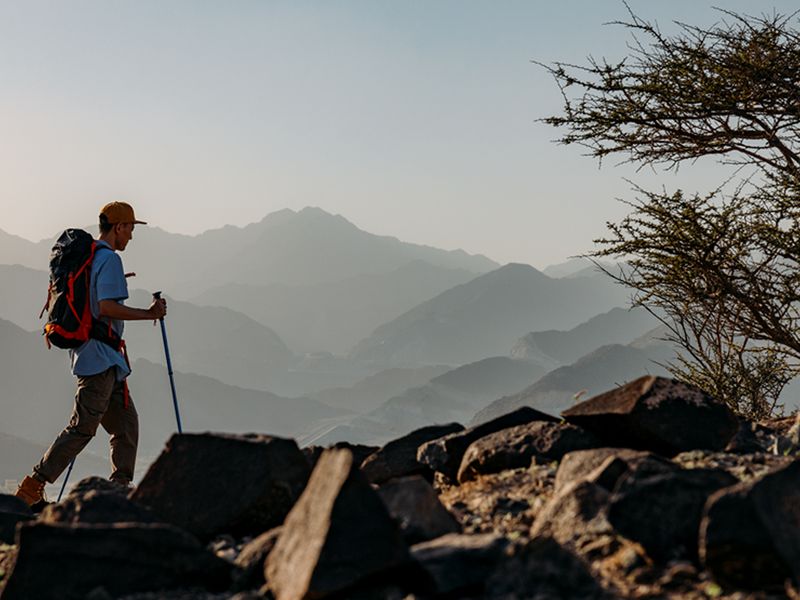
[99,298,167,321]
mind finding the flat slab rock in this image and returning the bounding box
[131,433,310,540]
[457,421,601,483]
[0,522,231,600]
[362,422,464,484]
[417,406,559,482]
[561,376,738,456]
[266,448,412,600]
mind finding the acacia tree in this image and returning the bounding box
[542,8,800,417]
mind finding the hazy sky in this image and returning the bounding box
[1,1,796,268]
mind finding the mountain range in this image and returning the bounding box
[350,263,630,367]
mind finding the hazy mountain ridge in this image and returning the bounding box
[300,356,550,446]
[472,339,676,425]
[510,306,660,365]
[89,206,497,297]
[350,263,631,367]
[0,265,49,332]
[191,260,478,354]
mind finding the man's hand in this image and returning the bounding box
[148,297,167,320]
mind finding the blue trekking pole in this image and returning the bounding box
[153,291,183,433]
[57,458,75,502]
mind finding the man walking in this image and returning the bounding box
[15,201,167,506]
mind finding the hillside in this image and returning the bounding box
[309,365,452,414]
[124,290,294,393]
[96,207,497,298]
[0,229,40,270]
[300,357,549,446]
[510,307,659,365]
[192,260,477,354]
[0,265,49,332]
[472,342,675,425]
[350,263,630,367]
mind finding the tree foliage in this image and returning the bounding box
[542,7,800,417]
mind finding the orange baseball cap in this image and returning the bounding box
[100,201,147,225]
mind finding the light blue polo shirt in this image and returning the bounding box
[69,240,131,381]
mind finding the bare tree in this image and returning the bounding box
[542,7,800,416]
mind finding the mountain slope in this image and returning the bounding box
[113,207,498,297]
[124,290,294,393]
[0,229,40,269]
[510,307,660,365]
[472,342,675,425]
[350,263,630,367]
[192,260,477,354]
[0,265,49,331]
[300,356,549,446]
[309,365,452,414]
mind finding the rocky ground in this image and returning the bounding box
[1,375,799,599]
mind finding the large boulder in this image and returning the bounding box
[0,522,231,600]
[561,376,738,456]
[457,421,601,483]
[131,433,310,540]
[608,467,737,562]
[265,448,413,600]
[361,423,464,484]
[377,475,461,544]
[0,495,32,545]
[410,533,509,597]
[700,460,800,590]
[417,407,559,482]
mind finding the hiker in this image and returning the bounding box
[14,201,167,507]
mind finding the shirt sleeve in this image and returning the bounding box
[95,252,129,302]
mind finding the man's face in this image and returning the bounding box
[115,223,135,251]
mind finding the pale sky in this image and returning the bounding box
[1,1,796,268]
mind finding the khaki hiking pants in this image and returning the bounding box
[35,367,139,486]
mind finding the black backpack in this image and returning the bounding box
[40,229,122,351]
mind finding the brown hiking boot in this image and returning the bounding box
[15,475,46,507]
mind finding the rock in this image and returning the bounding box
[39,489,160,526]
[457,421,601,483]
[265,448,412,600]
[608,467,737,562]
[701,460,800,589]
[554,447,673,493]
[561,376,738,456]
[377,476,461,544]
[0,494,32,545]
[67,476,131,498]
[361,423,464,484]
[485,536,609,599]
[131,433,310,540]
[417,407,559,482]
[724,419,766,453]
[0,522,231,600]
[232,527,283,592]
[304,442,379,471]
[410,533,509,597]
[530,480,612,547]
